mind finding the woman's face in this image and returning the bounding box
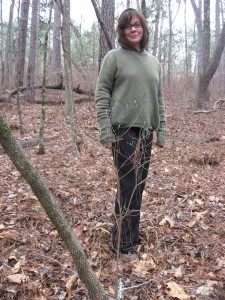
[124,15,143,50]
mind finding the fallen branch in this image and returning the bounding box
[34,97,92,105]
[0,136,48,154]
[0,84,94,102]
[192,98,224,115]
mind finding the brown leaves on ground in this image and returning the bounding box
[0,92,225,299]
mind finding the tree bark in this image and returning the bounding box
[91,0,113,56]
[26,0,40,103]
[50,0,62,85]
[38,0,53,155]
[61,0,78,153]
[2,0,15,90]
[0,113,106,300]
[98,0,115,69]
[152,0,161,57]
[17,0,30,87]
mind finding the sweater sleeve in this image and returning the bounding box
[157,67,167,147]
[95,52,117,143]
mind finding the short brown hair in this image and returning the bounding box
[117,8,149,50]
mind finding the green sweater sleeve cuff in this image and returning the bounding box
[157,121,167,147]
[98,118,115,143]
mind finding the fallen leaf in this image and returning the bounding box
[195,285,214,296]
[11,261,21,273]
[188,218,196,228]
[132,253,156,277]
[66,274,78,293]
[174,266,183,278]
[159,216,174,228]
[193,210,208,220]
[167,281,190,299]
[0,223,5,229]
[7,274,28,284]
[108,285,116,296]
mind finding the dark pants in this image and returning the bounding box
[111,127,153,253]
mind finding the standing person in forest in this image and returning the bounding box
[95,8,167,257]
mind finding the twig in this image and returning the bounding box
[122,280,151,291]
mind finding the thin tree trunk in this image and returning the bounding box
[167,0,173,87]
[91,0,113,52]
[60,0,78,153]
[17,0,30,87]
[0,0,3,88]
[136,0,140,11]
[152,0,161,57]
[3,0,15,90]
[38,1,53,155]
[50,0,62,85]
[0,114,106,300]
[98,0,115,69]
[26,0,40,103]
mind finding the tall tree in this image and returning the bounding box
[191,0,225,107]
[26,0,40,103]
[167,0,173,86]
[0,0,3,85]
[91,0,113,56]
[50,0,62,85]
[16,0,30,87]
[152,0,161,57]
[98,0,115,69]
[127,0,131,8]
[61,0,78,153]
[141,0,147,19]
[38,0,53,155]
[3,0,15,90]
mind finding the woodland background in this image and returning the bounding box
[0,0,225,299]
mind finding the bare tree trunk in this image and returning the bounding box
[167,0,173,87]
[215,0,223,96]
[0,0,3,88]
[190,0,225,108]
[136,0,140,11]
[26,0,40,103]
[184,0,189,85]
[91,0,113,52]
[98,0,115,69]
[3,0,15,90]
[152,0,161,57]
[126,0,131,8]
[141,0,147,19]
[50,0,62,85]
[16,0,30,135]
[61,0,78,153]
[197,22,225,107]
[0,114,106,300]
[38,1,53,155]
[17,0,30,87]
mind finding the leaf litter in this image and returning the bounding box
[0,93,225,299]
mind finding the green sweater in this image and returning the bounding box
[95,47,167,146]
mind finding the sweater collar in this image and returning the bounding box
[118,39,145,53]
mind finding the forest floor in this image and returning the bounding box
[0,90,225,300]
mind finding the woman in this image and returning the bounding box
[95,8,166,255]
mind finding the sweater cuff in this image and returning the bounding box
[98,118,115,143]
[157,121,167,147]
